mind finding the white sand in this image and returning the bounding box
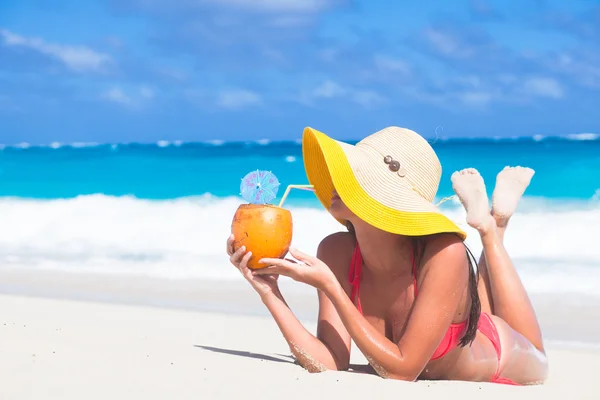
[0,292,598,400]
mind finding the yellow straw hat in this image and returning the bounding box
[302,126,466,240]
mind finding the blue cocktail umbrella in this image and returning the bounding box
[240,170,280,204]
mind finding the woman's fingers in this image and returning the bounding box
[239,251,253,270]
[226,234,235,256]
[253,265,283,276]
[254,258,299,276]
[229,245,247,267]
[288,247,314,264]
[259,257,291,266]
[238,251,254,279]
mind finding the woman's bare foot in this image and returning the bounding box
[491,166,535,227]
[451,168,495,235]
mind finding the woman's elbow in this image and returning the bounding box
[385,372,419,381]
[369,362,419,381]
[295,356,346,374]
[300,362,347,374]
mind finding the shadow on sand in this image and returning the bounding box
[195,344,377,375]
[195,345,296,364]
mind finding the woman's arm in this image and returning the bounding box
[260,288,350,372]
[256,234,470,380]
[322,235,470,380]
[261,234,353,372]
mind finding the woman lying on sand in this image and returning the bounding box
[226,126,548,385]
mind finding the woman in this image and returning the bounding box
[226,126,548,385]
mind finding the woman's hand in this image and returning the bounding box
[255,247,337,292]
[226,234,280,298]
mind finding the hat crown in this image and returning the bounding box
[356,126,441,202]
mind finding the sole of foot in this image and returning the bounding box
[451,168,494,232]
[491,166,535,226]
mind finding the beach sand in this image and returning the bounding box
[0,271,598,400]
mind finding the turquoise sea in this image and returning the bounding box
[0,134,598,295]
[1,135,598,202]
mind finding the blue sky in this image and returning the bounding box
[0,0,599,143]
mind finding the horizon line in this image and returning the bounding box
[1,132,598,149]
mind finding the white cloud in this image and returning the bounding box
[101,85,155,107]
[422,28,482,60]
[103,87,133,106]
[318,48,339,62]
[409,88,496,109]
[457,91,493,107]
[403,74,504,109]
[408,74,565,111]
[269,16,311,27]
[158,67,189,82]
[454,75,483,88]
[522,77,564,99]
[305,80,386,108]
[498,74,518,85]
[424,29,465,58]
[374,55,411,75]
[0,29,111,73]
[140,86,155,99]
[217,89,262,109]
[352,91,386,108]
[550,52,600,89]
[313,80,346,98]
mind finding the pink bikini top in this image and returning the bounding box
[348,242,468,361]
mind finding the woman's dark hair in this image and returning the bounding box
[459,245,481,346]
[345,221,355,234]
[345,221,481,347]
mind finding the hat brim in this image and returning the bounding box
[302,127,467,240]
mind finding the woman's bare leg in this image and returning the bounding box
[475,242,493,314]
[451,167,544,353]
[472,168,524,315]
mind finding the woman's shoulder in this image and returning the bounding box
[421,233,468,267]
[316,232,355,278]
[412,234,471,305]
[317,231,355,256]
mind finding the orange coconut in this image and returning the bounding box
[231,204,293,270]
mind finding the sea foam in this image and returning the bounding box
[0,195,598,295]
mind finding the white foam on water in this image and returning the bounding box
[1,132,598,151]
[565,133,599,141]
[0,195,598,295]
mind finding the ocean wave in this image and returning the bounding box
[5,141,102,150]
[0,195,598,295]
[1,133,599,150]
[565,133,599,141]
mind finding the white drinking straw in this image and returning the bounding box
[278,184,314,207]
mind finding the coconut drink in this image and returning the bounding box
[230,170,313,270]
[231,203,293,270]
